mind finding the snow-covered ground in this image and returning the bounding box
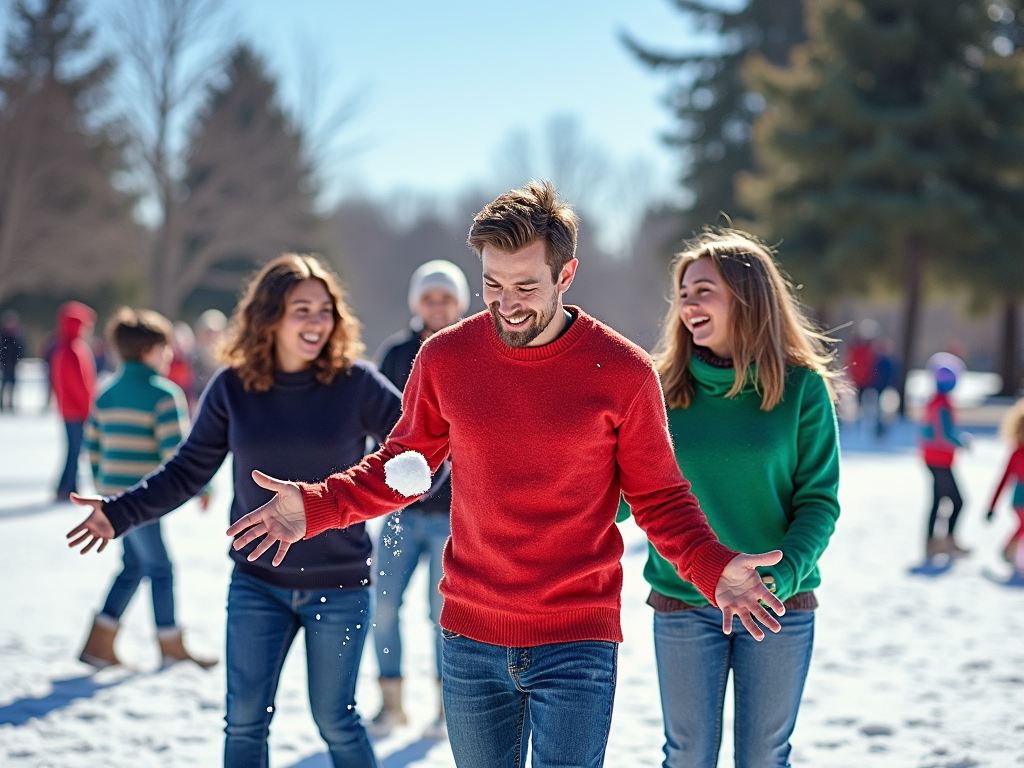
[1,369,1023,768]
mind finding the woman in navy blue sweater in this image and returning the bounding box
[68,254,401,768]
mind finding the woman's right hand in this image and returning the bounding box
[67,494,115,554]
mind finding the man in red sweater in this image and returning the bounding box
[52,301,97,500]
[227,182,785,766]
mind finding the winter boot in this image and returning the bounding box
[423,678,447,740]
[944,538,971,558]
[79,614,121,668]
[368,676,407,737]
[157,628,218,669]
[924,536,944,560]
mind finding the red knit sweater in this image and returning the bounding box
[300,308,737,646]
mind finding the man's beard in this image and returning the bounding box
[488,293,559,348]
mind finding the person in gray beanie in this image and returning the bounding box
[370,259,469,739]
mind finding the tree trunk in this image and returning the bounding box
[896,234,925,417]
[999,297,1020,397]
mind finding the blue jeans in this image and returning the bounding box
[224,572,378,768]
[57,420,84,495]
[99,520,175,628]
[653,606,815,768]
[374,511,449,678]
[441,632,618,768]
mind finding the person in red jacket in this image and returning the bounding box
[920,362,969,559]
[986,399,1024,580]
[217,182,785,767]
[52,301,97,500]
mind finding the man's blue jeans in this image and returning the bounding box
[224,572,378,768]
[653,606,815,768]
[374,511,449,678]
[99,520,175,628]
[441,631,618,768]
[57,420,83,495]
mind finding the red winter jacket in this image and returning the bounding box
[51,302,97,421]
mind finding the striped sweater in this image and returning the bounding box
[84,362,189,495]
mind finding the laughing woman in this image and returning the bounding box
[67,254,401,768]
[626,231,841,768]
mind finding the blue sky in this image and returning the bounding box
[218,0,698,203]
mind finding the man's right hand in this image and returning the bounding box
[225,471,307,566]
[67,494,114,554]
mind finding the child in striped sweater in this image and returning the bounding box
[78,307,215,670]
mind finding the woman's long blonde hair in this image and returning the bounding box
[655,230,837,412]
[1001,399,1024,446]
[220,254,364,392]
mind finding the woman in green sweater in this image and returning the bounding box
[635,230,840,768]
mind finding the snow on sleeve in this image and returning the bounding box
[384,451,432,497]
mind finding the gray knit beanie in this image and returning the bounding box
[407,260,470,315]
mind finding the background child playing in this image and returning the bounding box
[78,307,216,669]
[920,363,970,559]
[986,399,1024,583]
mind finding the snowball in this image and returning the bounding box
[383,451,432,497]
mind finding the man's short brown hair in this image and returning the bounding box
[467,180,579,282]
[107,307,173,362]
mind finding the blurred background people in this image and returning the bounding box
[369,259,469,739]
[193,308,227,403]
[0,310,26,413]
[168,321,199,414]
[51,301,97,500]
[986,399,1024,584]
[920,355,969,560]
[79,307,216,670]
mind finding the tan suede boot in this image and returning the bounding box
[368,676,407,737]
[925,536,944,560]
[79,615,121,668]
[157,628,218,669]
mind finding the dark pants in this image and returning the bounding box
[927,465,963,538]
[0,375,14,412]
[57,420,84,496]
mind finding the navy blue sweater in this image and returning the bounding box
[103,361,402,589]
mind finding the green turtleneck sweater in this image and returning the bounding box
[622,356,840,606]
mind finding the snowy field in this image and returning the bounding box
[1,369,1023,768]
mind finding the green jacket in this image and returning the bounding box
[621,357,840,605]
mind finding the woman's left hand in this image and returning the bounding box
[714,551,786,641]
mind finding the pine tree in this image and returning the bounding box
[164,44,326,318]
[0,0,137,305]
[623,0,805,241]
[738,0,1024,407]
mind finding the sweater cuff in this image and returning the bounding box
[102,497,131,538]
[299,482,342,539]
[686,542,739,607]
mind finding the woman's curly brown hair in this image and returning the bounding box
[220,254,365,392]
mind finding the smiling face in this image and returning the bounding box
[272,279,336,372]
[482,240,578,348]
[679,257,734,359]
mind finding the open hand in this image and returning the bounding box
[715,550,786,641]
[66,494,115,554]
[225,471,307,566]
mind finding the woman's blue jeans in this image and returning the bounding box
[99,519,175,628]
[224,572,378,768]
[653,606,815,768]
[373,511,449,679]
[441,631,618,768]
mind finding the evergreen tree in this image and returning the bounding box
[0,0,137,305]
[164,44,325,318]
[738,0,1024,407]
[623,0,805,242]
